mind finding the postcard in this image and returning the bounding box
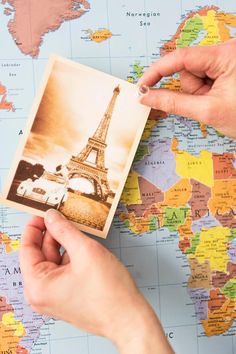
[1,55,150,238]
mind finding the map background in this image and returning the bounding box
[0,0,236,353]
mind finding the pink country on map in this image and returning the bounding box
[0,82,15,111]
[1,0,91,57]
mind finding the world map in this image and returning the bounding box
[0,1,236,353]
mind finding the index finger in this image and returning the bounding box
[20,216,46,276]
[138,45,217,87]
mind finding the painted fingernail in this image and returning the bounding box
[46,209,66,224]
[137,84,149,96]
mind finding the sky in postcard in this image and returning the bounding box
[23,60,149,191]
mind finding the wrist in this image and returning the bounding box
[108,293,173,354]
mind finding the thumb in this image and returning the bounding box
[45,209,88,255]
[139,88,217,124]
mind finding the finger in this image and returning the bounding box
[138,46,217,87]
[139,88,218,125]
[222,38,236,45]
[190,70,207,79]
[180,70,210,95]
[41,231,62,264]
[20,216,46,276]
[44,209,89,256]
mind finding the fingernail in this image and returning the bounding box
[46,209,66,224]
[137,84,149,97]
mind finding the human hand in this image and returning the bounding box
[138,39,236,139]
[20,209,173,354]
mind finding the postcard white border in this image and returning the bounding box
[1,55,151,238]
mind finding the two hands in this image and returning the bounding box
[20,40,236,353]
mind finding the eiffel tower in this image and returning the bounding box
[66,85,120,201]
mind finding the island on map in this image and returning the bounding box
[84,28,113,43]
[2,0,90,56]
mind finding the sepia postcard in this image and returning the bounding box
[1,55,150,238]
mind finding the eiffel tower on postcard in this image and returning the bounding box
[66,85,120,202]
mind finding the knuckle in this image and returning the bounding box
[179,69,187,80]
[201,101,217,124]
[165,94,178,114]
[83,238,104,256]
[175,47,187,58]
[54,220,68,237]
[78,238,107,266]
[55,219,77,239]
[24,285,45,309]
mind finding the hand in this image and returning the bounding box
[138,39,236,139]
[20,209,173,354]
